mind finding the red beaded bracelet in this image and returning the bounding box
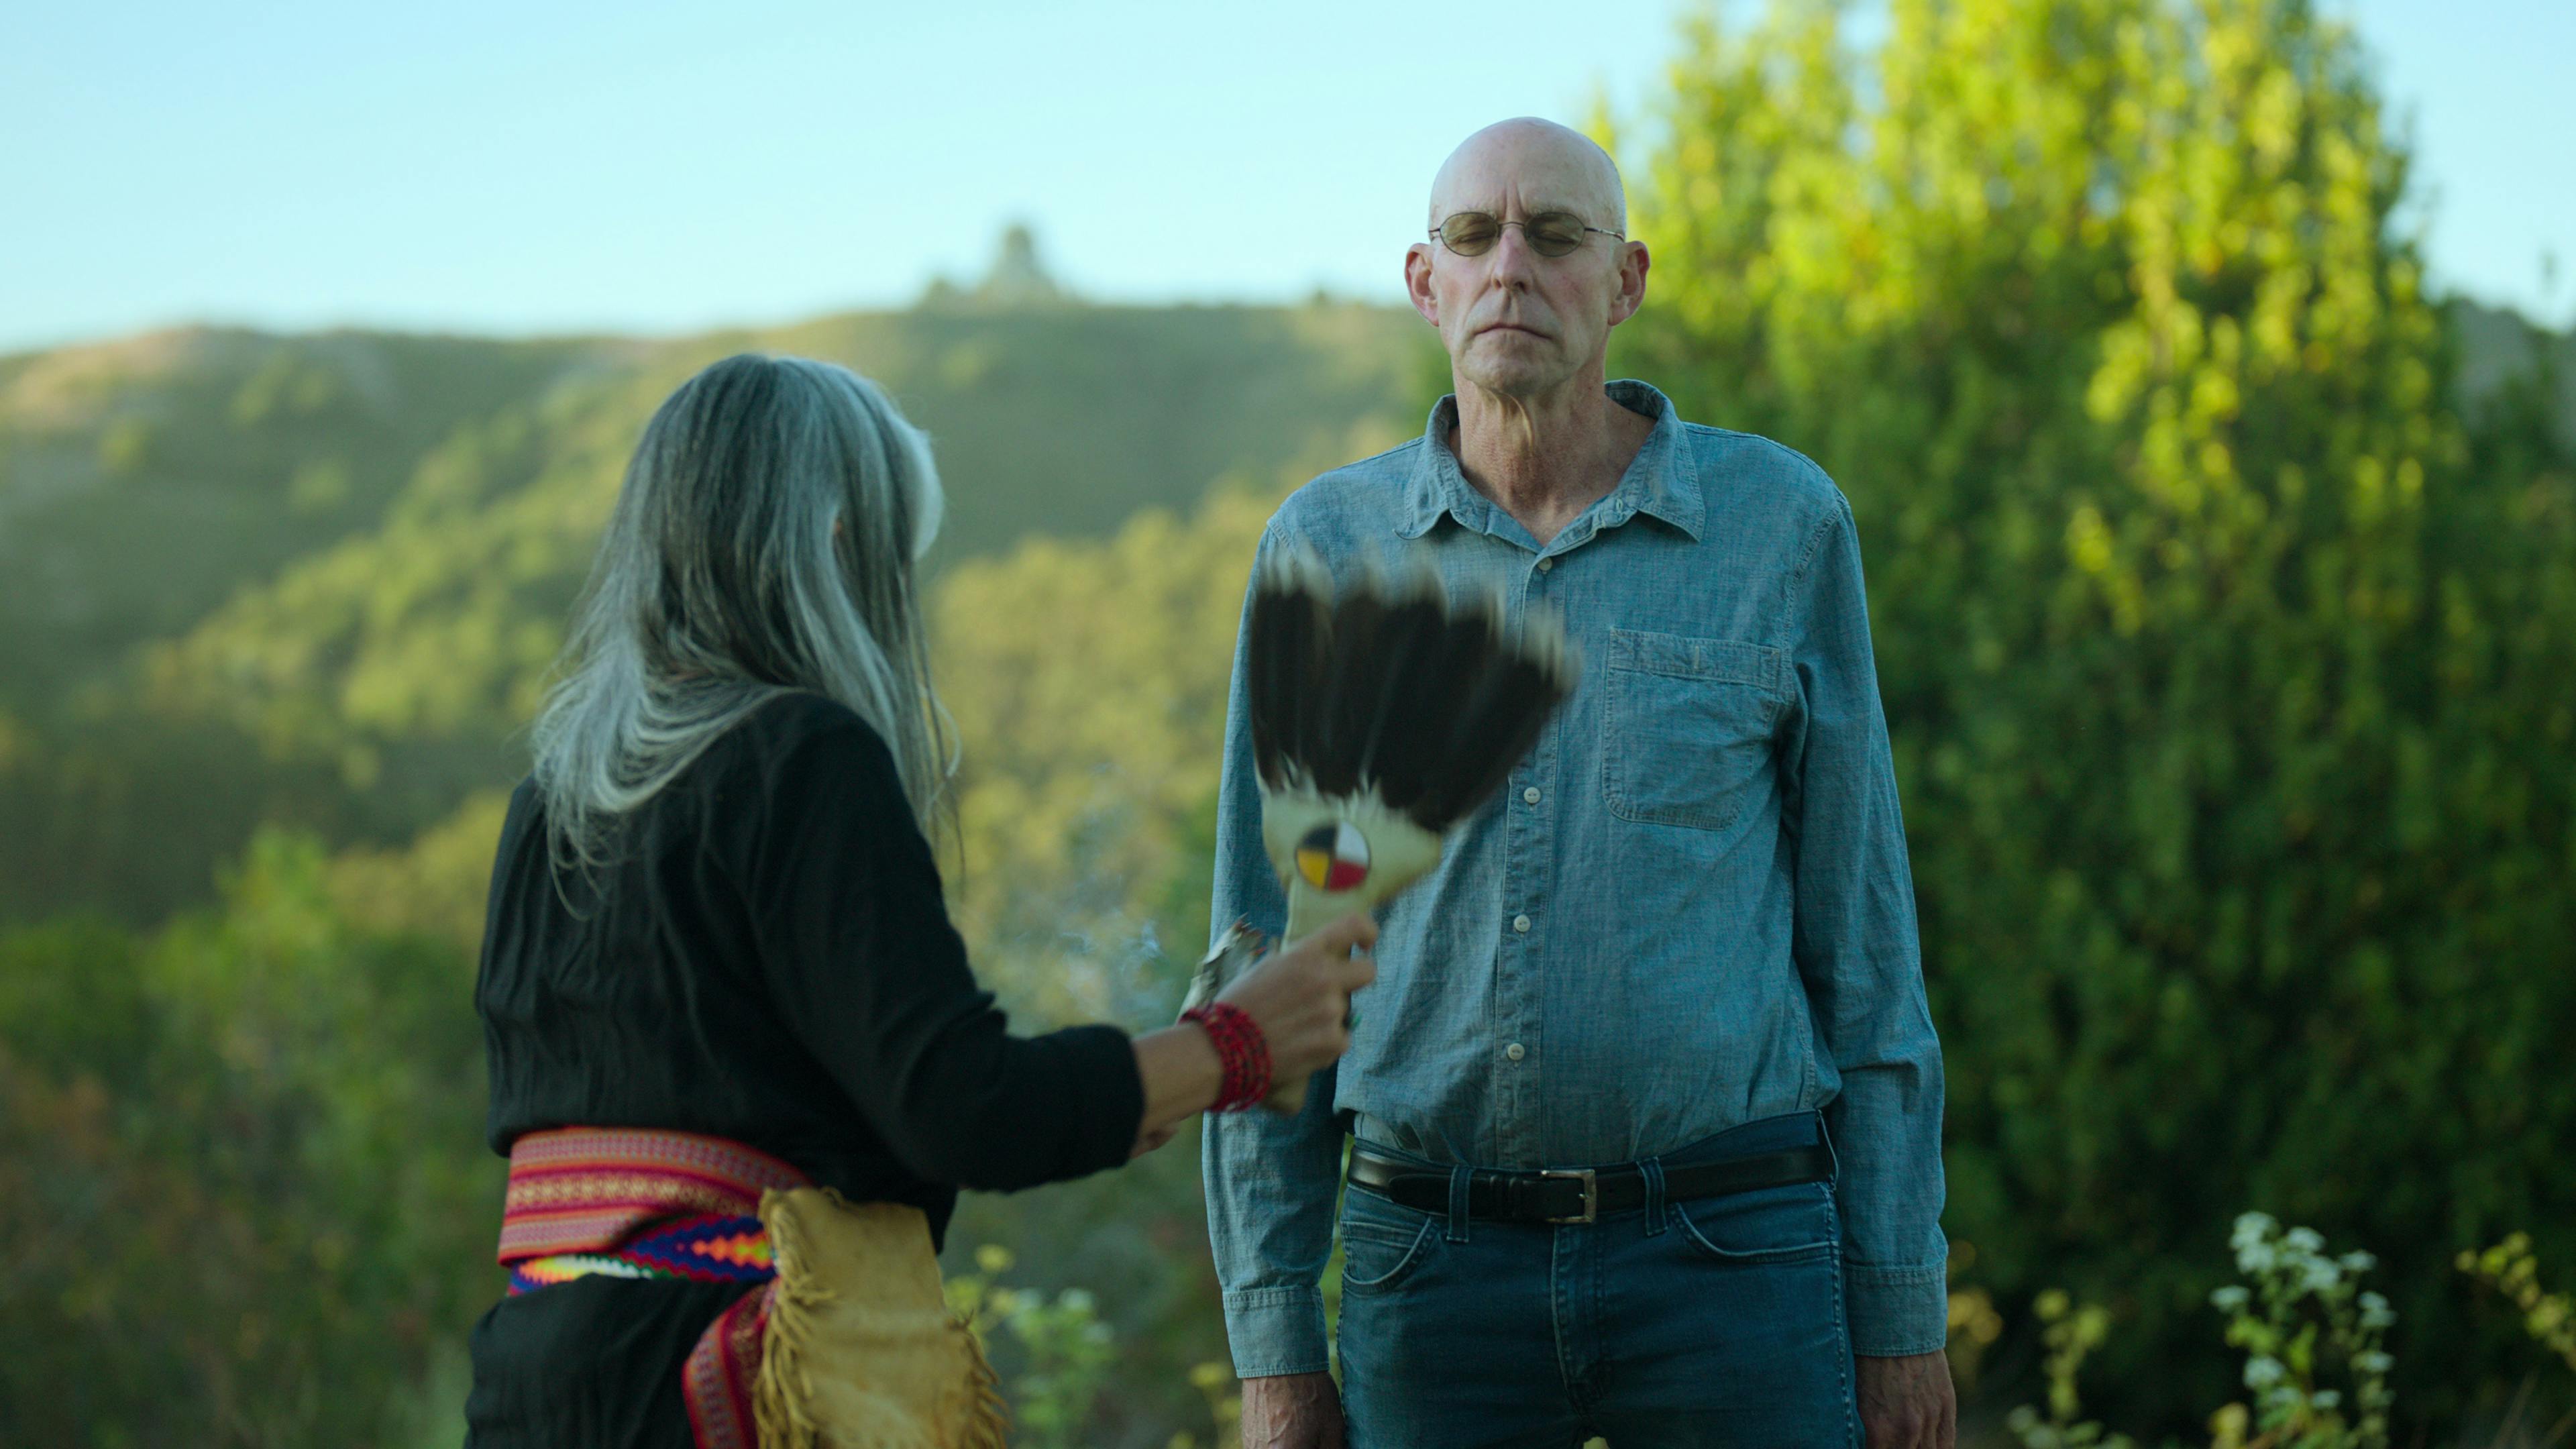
[1181,1001,1274,1112]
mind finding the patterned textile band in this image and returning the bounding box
[497,1126,810,1449]
[506,1212,778,1295]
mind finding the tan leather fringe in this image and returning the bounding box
[752,1187,826,1449]
[751,1187,1012,1449]
[958,1320,1009,1449]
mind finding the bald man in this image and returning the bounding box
[1200,119,1955,1449]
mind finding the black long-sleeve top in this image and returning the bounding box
[465,690,1143,1447]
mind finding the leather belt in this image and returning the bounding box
[1346,1142,1833,1226]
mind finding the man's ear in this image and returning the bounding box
[1403,243,1441,328]
[1608,241,1651,327]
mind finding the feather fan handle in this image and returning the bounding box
[1216,547,1579,1114]
[1261,783,1443,941]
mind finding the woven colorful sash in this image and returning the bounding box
[498,1126,809,1449]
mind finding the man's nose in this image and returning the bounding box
[1485,225,1542,284]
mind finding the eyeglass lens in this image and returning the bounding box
[1438,212,1593,258]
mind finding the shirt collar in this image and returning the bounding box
[1397,379,1705,545]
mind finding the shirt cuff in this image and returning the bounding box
[1220,1285,1331,1378]
[1845,1258,1949,1357]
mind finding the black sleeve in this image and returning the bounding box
[741,707,1144,1191]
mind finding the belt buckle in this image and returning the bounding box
[1540,1168,1598,1224]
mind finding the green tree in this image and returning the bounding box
[928,478,1318,1445]
[0,835,498,1446]
[1613,0,2576,1430]
[932,483,1282,1026]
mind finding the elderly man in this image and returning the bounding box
[1201,118,1955,1449]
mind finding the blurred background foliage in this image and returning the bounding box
[3,0,2572,1443]
[1613,0,2576,1434]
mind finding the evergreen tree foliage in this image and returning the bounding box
[1611,0,2576,1428]
[0,836,495,1446]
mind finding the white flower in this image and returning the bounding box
[2210,1285,2252,1311]
[2284,1226,2326,1254]
[2340,1250,2377,1273]
[2359,1291,2396,1329]
[2238,1242,2279,1273]
[2312,1390,2341,1410]
[2355,1351,2394,1375]
[2232,1212,2279,1250]
[2304,1259,2343,1293]
[2244,1356,2285,1389]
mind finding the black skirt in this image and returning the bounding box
[466,1279,751,1448]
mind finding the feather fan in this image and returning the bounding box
[1183,547,1580,1112]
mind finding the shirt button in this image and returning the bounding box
[1536,557,1554,573]
[1505,1042,1526,1062]
[1512,914,1532,934]
[1521,786,1542,805]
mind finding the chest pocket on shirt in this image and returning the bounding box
[1601,628,1786,833]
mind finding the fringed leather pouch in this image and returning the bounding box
[752,1188,1009,1449]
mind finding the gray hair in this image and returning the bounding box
[531,353,955,879]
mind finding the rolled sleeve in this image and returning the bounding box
[1845,1260,1952,1357]
[1220,1284,1334,1378]
[1783,496,1950,1358]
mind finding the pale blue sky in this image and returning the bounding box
[2,0,2567,354]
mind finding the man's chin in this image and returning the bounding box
[1455,351,1572,400]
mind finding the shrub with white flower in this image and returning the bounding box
[2004,1289,2137,1449]
[2207,1212,2395,1449]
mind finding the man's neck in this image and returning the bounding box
[1446,371,1654,548]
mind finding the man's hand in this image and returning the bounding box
[1857,1351,1955,1449]
[1238,1371,1345,1449]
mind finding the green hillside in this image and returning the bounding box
[0,283,2558,937]
[7,5,2576,1441]
[2451,297,2576,441]
[0,286,2557,931]
[0,297,1432,926]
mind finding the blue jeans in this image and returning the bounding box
[1334,1112,1860,1449]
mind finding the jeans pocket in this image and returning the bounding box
[1670,1181,1841,1266]
[1338,1190,1438,1295]
[1601,629,1784,833]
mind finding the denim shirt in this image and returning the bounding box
[1199,380,1948,1373]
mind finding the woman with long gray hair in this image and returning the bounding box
[464,354,1373,1449]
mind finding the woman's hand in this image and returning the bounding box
[1126,914,1377,1155]
[1216,913,1377,1085]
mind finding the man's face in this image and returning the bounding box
[1405,125,1648,401]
